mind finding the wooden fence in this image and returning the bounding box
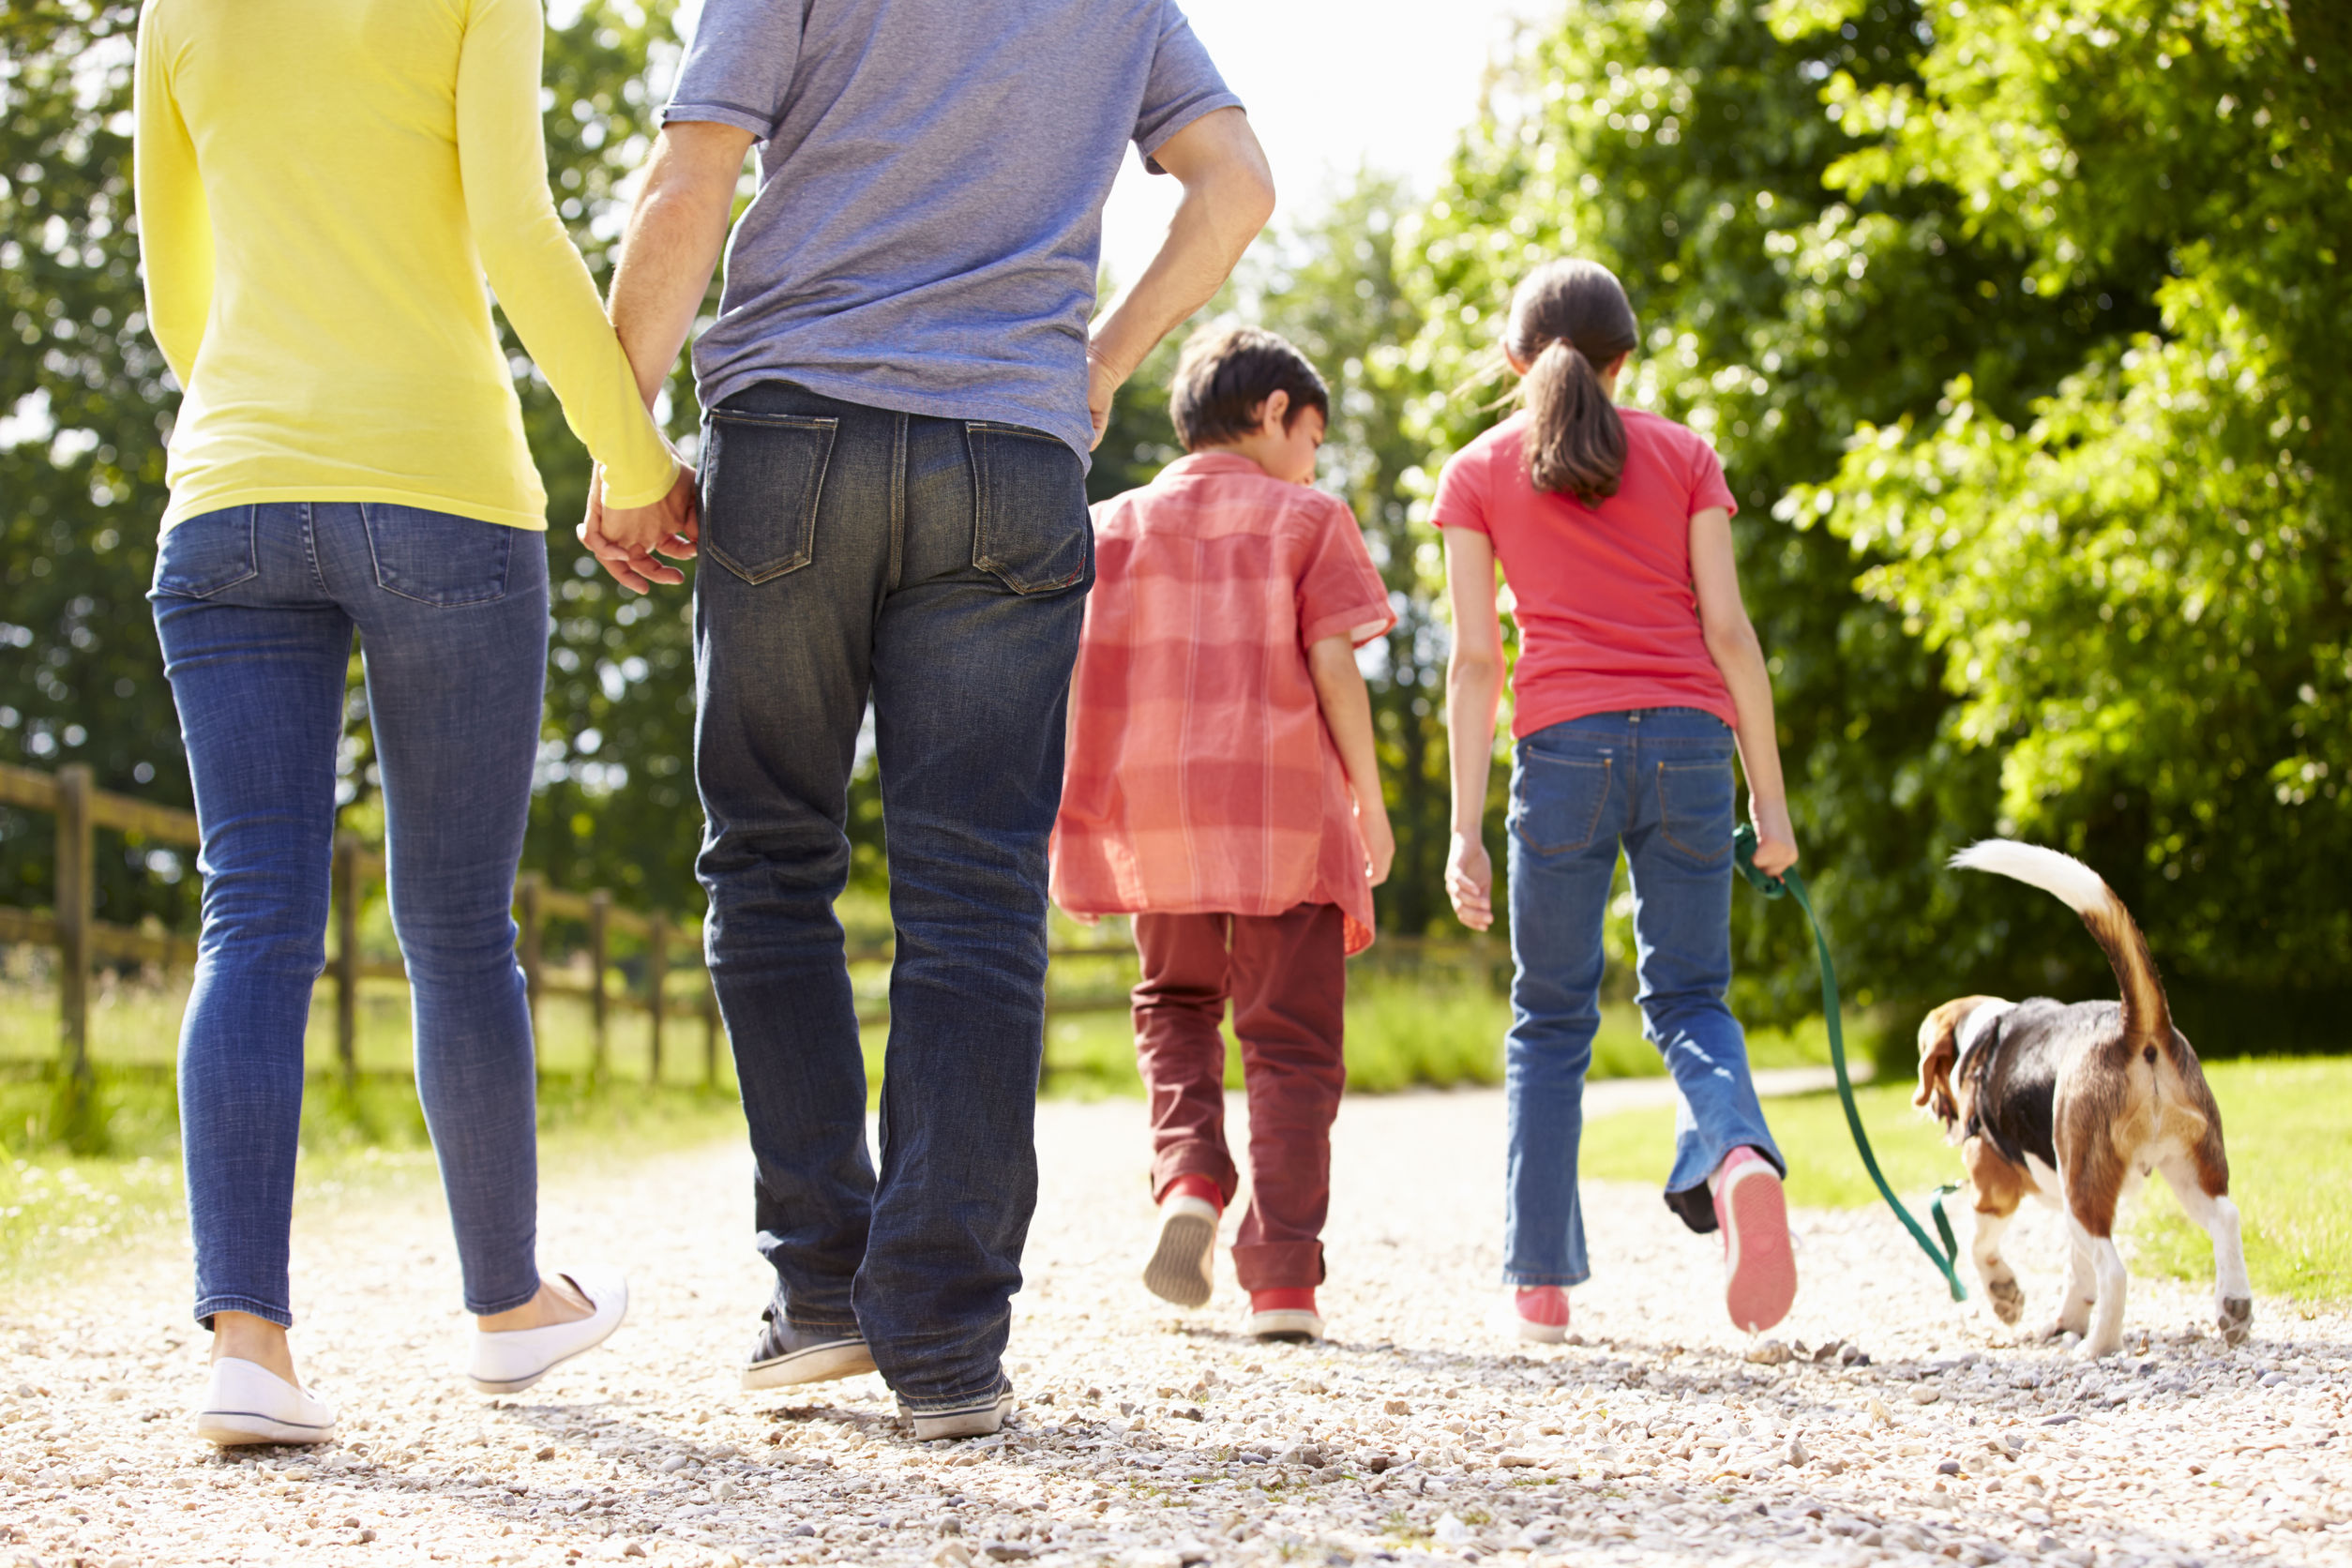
[0,761,1144,1090]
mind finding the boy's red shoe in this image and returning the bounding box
[1245,1288,1322,1343]
[1142,1175,1222,1309]
[1713,1147,1797,1333]
[1501,1285,1571,1344]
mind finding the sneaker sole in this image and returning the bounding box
[742,1339,879,1392]
[908,1391,1015,1440]
[1142,1209,1217,1309]
[468,1313,627,1395]
[1513,1316,1568,1345]
[1722,1163,1798,1333]
[1246,1309,1323,1343]
[195,1410,335,1446]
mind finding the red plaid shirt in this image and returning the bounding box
[1049,452,1395,953]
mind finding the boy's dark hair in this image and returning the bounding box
[1168,324,1330,451]
[1507,258,1640,505]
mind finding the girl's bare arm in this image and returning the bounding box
[1688,505,1798,877]
[1441,528,1507,930]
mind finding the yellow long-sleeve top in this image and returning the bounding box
[134,0,677,532]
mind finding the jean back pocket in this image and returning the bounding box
[1511,751,1614,856]
[701,410,838,585]
[359,504,515,608]
[1656,759,1736,864]
[151,506,260,599]
[966,422,1091,595]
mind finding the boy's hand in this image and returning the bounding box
[1359,800,1395,887]
[1445,829,1494,931]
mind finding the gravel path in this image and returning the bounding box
[4,1087,2346,1568]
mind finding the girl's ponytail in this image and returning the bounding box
[1506,260,1640,505]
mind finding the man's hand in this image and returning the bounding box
[579,464,698,594]
[1086,346,1122,451]
[1445,829,1494,932]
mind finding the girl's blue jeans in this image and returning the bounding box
[1503,707,1785,1287]
[151,503,549,1328]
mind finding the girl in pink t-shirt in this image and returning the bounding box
[1432,259,1803,1342]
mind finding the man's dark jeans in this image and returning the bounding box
[693,381,1091,1412]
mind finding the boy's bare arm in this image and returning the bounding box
[1306,633,1395,886]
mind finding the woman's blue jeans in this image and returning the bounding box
[151,503,549,1328]
[1503,707,1785,1286]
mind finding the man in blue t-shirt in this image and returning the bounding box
[582,0,1273,1439]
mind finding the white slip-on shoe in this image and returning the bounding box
[466,1268,627,1395]
[195,1357,337,1447]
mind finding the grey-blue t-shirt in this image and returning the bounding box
[662,0,1242,459]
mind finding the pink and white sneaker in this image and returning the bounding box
[1500,1285,1571,1344]
[1713,1147,1797,1333]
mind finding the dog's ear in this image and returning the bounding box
[1913,1002,1967,1127]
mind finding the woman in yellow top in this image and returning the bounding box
[135,0,693,1444]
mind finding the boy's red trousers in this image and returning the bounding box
[1130,902,1347,1290]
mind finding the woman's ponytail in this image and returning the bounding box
[1505,260,1640,505]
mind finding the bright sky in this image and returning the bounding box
[1098,0,1543,285]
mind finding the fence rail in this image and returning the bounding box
[0,761,1149,1092]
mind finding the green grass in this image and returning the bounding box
[1580,1058,2352,1302]
[0,1070,747,1289]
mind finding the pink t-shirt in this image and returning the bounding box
[1049,452,1396,954]
[1430,408,1740,739]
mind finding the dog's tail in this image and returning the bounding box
[1949,839,2173,1049]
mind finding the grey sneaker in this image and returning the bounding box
[895,1378,1016,1440]
[741,1305,878,1392]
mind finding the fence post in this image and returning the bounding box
[516,872,544,1074]
[53,763,95,1091]
[588,889,611,1085]
[333,832,360,1084]
[701,980,720,1088]
[647,914,669,1089]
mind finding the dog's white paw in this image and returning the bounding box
[2219,1296,2253,1346]
[1984,1275,2026,1326]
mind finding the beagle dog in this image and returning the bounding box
[1913,840,2252,1357]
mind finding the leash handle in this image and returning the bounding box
[1733,824,1968,1302]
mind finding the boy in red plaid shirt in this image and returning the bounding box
[1050,325,1394,1340]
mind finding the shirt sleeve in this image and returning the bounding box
[1688,431,1738,517]
[1427,442,1491,535]
[456,0,677,508]
[1134,1,1244,173]
[662,0,801,140]
[1297,497,1396,649]
[134,2,213,392]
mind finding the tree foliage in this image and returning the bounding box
[1393,0,2346,1048]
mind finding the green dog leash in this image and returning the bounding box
[1733,823,1968,1303]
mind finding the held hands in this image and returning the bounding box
[1748,797,1801,880]
[1445,828,1493,932]
[578,462,700,594]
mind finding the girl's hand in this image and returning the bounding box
[1446,829,1495,931]
[1748,799,1800,879]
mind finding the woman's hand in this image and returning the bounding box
[1748,798,1800,880]
[1446,829,1495,931]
